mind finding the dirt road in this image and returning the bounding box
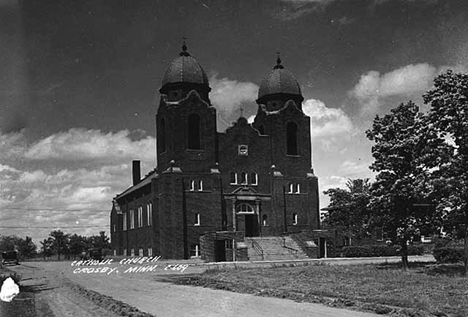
[7,260,383,317]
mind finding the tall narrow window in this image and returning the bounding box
[240,172,247,185]
[295,183,301,194]
[258,125,265,135]
[123,212,127,231]
[129,209,135,229]
[287,122,298,155]
[194,213,200,226]
[188,114,201,150]
[293,213,298,225]
[230,172,237,184]
[147,202,152,226]
[250,172,258,185]
[138,206,143,227]
[159,117,166,153]
[198,180,203,191]
[262,214,268,226]
[189,180,195,191]
[289,183,294,193]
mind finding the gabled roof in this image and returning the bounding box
[115,170,158,200]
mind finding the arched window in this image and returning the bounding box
[188,114,201,150]
[287,122,298,155]
[240,172,248,185]
[258,125,265,135]
[230,172,237,184]
[237,203,254,213]
[159,117,166,153]
[250,172,258,185]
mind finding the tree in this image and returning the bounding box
[68,234,87,259]
[40,238,54,260]
[88,231,111,250]
[48,230,69,260]
[17,236,37,259]
[323,179,372,242]
[366,101,438,269]
[424,70,468,275]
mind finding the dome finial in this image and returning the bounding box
[274,50,284,69]
[180,36,190,57]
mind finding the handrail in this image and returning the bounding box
[249,238,264,260]
[279,237,298,257]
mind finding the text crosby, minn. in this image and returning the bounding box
[70,256,189,274]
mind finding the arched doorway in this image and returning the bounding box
[237,203,259,237]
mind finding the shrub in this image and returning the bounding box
[433,247,465,263]
[342,245,425,257]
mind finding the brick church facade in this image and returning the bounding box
[110,44,321,261]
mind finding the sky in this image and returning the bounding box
[1,0,467,244]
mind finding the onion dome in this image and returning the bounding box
[257,54,303,104]
[160,42,210,94]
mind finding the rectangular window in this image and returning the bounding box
[148,247,153,257]
[295,183,301,194]
[293,213,298,225]
[139,248,143,256]
[131,248,135,256]
[147,202,152,226]
[130,209,135,229]
[138,207,143,227]
[113,249,117,256]
[190,244,200,257]
[194,213,200,226]
[123,212,127,231]
[123,248,127,256]
[225,240,233,249]
[289,183,294,193]
[198,180,203,191]
[190,180,195,191]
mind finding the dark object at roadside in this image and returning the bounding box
[1,251,20,266]
[81,248,103,261]
[433,247,465,264]
[341,245,425,258]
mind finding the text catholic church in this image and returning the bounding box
[110,44,321,261]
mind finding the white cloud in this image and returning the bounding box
[24,128,155,163]
[0,128,157,243]
[302,98,353,139]
[209,75,259,131]
[350,63,468,116]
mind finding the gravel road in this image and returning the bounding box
[6,259,387,317]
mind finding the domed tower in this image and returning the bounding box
[156,42,217,173]
[159,42,211,103]
[256,54,304,111]
[253,54,312,176]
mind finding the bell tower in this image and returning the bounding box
[156,42,217,173]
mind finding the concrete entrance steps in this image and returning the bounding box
[245,236,309,261]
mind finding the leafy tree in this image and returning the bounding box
[366,101,439,269]
[88,231,111,250]
[0,235,18,251]
[424,70,468,274]
[323,179,372,241]
[17,236,37,259]
[68,234,88,259]
[40,238,54,260]
[48,230,69,260]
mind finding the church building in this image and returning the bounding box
[110,43,323,261]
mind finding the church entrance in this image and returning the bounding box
[237,203,259,237]
[244,214,259,237]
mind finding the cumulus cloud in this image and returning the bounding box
[350,63,468,115]
[303,98,353,139]
[0,128,157,243]
[24,128,155,162]
[209,74,259,131]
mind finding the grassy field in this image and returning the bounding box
[174,262,467,317]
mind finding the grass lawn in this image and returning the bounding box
[174,262,467,317]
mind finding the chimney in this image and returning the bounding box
[132,160,141,186]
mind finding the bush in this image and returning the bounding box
[433,247,465,263]
[342,245,425,257]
